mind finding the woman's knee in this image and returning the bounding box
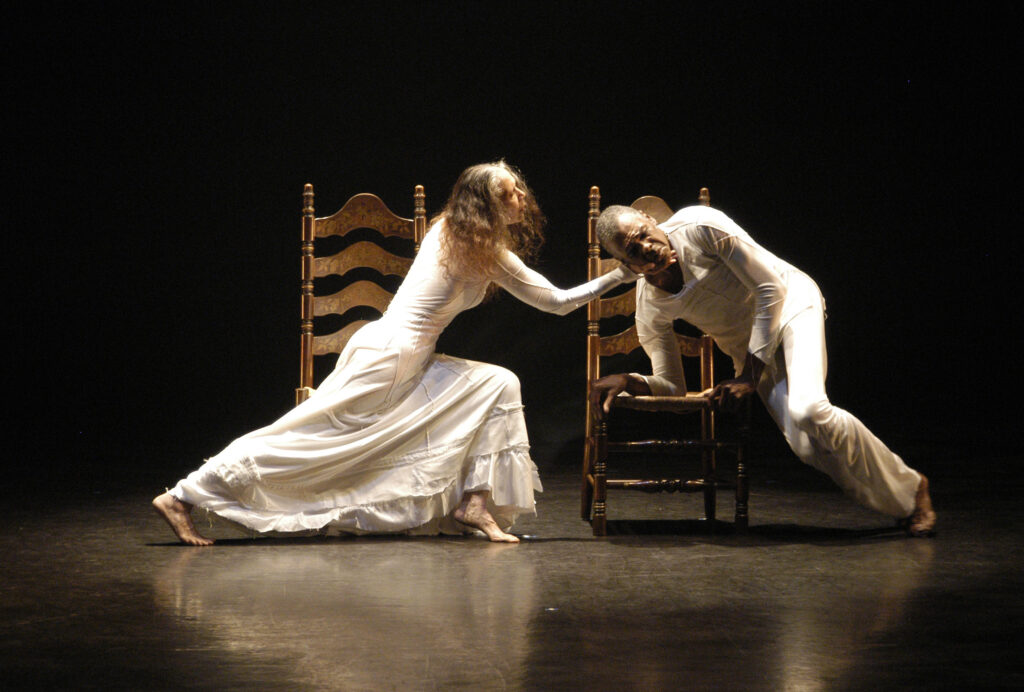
[486,365,522,399]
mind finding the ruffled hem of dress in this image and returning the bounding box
[186,443,541,536]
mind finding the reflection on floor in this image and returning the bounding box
[3,446,1022,690]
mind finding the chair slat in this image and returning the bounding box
[599,324,640,356]
[630,195,674,223]
[676,334,704,357]
[315,241,414,278]
[599,287,635,317]
[598,258,623,276]
[314,281,394,317]
[316,193,415,239]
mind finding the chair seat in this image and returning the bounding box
[614,394,710,414]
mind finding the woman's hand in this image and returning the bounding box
[610,262,640,283]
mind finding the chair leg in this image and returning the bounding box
[735,450,749,532]
[581,436,594,520]
[592,421,608,536]
[702,449,717,523]
[734,400,751,531]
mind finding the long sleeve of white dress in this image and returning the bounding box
[491,250,636,315]
[491,249,634,315]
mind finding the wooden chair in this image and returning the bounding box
[581,186,750,535]
[296,185,426,405]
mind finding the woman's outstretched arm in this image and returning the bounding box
[491,250,636,316]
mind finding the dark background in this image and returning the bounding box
[5,1,1019,487]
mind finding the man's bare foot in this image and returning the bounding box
[906,474,937,537]
[152,492,214,546]
[454,491,519,543]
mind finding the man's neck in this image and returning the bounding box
[645,262,684,294]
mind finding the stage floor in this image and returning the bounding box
[3,445,1022,690]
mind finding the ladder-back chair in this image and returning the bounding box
[582,186,750,536]
[297,185,426,405]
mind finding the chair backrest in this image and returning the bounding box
[585,187,714,409]
[297,184,426,404]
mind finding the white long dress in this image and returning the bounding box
[170,223,634,535]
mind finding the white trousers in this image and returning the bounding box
[757,272,920,518]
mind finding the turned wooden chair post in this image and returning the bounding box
[583,186,603,521]
[697,189,716,521]
[414,184,426,248]
[298,184,316,405]
[700,333,717,522]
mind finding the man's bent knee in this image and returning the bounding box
[789,398,835,433]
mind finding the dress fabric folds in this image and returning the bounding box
[171,224,631,535]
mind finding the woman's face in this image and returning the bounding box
[495,170,526,224]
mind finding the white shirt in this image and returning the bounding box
[635,206,818,395]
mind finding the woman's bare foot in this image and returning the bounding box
[454,491,519,543]
[152,492,214,546]
[906,474,937,537]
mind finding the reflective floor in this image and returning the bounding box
[3,445,1022,690]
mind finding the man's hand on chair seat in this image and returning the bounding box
[590,374,652,418]
[707,376,757,412]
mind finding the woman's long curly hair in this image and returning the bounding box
[433,161,546,286]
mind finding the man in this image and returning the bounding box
[590,202,936,536]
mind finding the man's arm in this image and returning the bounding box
[634,285,688,396]
[589,283,684,419]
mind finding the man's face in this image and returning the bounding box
[608,211,677,275]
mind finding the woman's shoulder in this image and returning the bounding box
[420,220,446,249]
[425,218,445,238]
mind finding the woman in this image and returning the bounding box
[154,161,635,544]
